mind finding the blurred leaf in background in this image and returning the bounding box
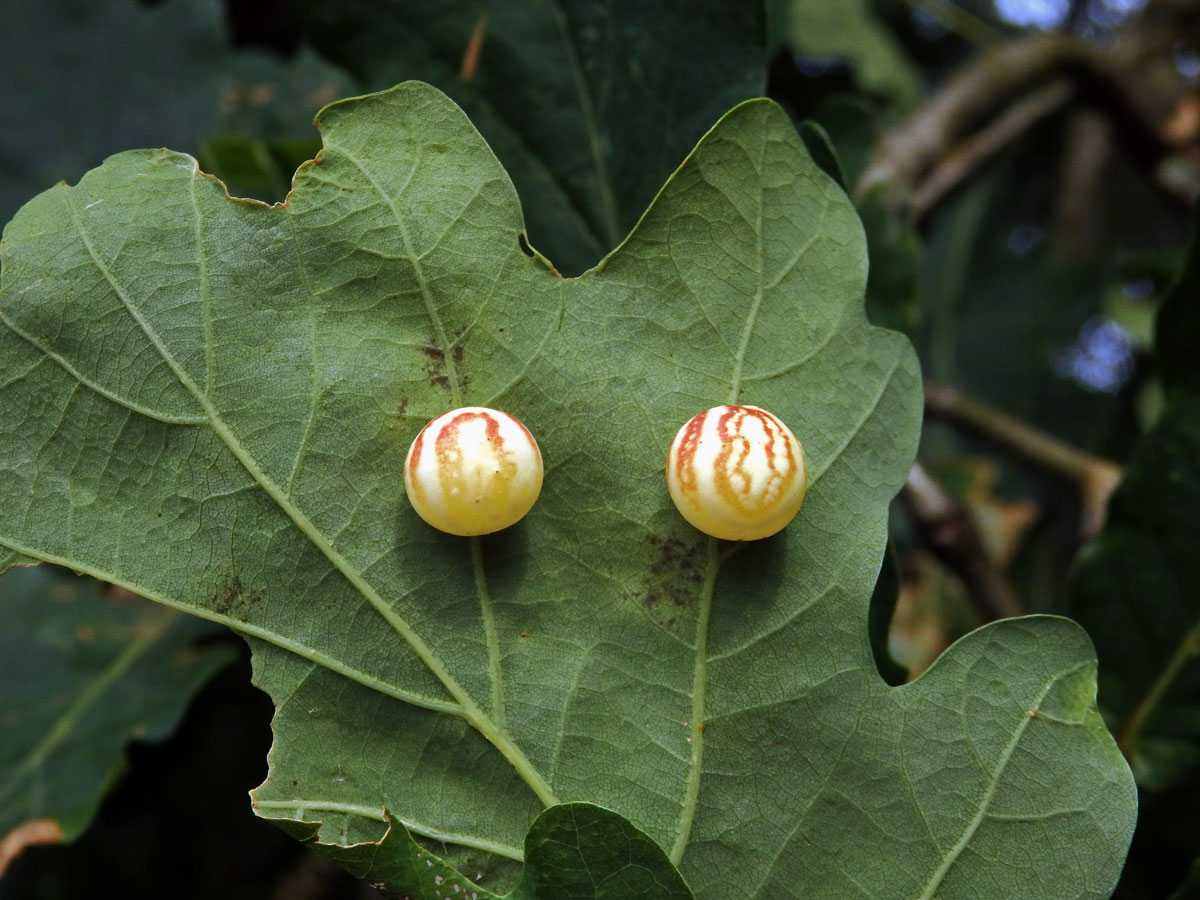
[1070,213,1200,791]
[0,0,353,221]
[0,565,232,873]
[1067,208,1200,899]
[288,0,765,275]
[767,0,922,111]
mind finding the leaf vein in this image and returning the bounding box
[0,534,465,716]
[913,661,1092,900]
[0,314,205,425]
[61,195,557,806]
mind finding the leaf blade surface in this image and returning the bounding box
[0,82,1136,898]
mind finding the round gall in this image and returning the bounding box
[405,407,543,536]
[666,405,807,541]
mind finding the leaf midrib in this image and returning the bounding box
[326,141,510,732]
[60,183,556,808]
[671,141,770,866]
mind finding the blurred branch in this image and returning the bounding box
[903,461,1025,621]
[924,381,1123,542]
[909,79,1074,218]
[856,10,1200,217]
[1051,109,1112,262]
[856,32,1092,206]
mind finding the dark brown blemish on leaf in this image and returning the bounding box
[419,329,468,396]
[211,576,266,621]
[395,395,409,418]
[213,576,243,616]
[631,534,706,630]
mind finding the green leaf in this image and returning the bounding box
[1070,216,1200,789]
[512,804,692,900]
[768,0,921,110]
[290,0,765,275]
[796,121,847,189]
[1071,393,1200,788]
[277,803,691,900]
[803,96,923,335]
[0,82,1135,897]
[0,565,232,858]
[0,0,353,223]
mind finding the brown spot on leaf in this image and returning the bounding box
[419,330,468,396]
[0,819,64,876]
[212,576,266,621]
[633,534,706,630]
[214,576,243,616]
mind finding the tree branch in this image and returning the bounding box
[908,79,1074,218]
[855,12,1196,217]
[902,461,1025,621]
[923,381,1123,542]
[856,32,1092,206]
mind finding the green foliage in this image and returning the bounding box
[0,565,231,845]
[275,803,692,900]
[0,0,352,224]
[290,0,765,275]
[799,101,923,336]
[768,0,921,110]
[1070,219,1200,789]
[0,79,1138,897]
[1071,393,1200,787]
[197,136,323,207]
